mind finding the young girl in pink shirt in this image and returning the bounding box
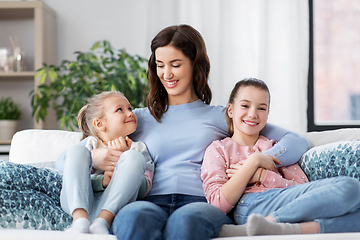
[202,78,360,236]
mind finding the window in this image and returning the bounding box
[308,0,360,131]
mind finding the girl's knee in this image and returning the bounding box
[64,145,91,167]
[118,150,147,168]
[336,176,360,199]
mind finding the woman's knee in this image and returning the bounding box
[111,201,168,238]
[114,201,167,221]
[169,202,232,223]
[165,203,233,240]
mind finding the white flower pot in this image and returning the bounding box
[0,120,19,140]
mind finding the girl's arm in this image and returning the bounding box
[260,123,310,166]
[201,143,237,213]
[201,143,278,213]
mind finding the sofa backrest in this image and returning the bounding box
[7,128,360,168]
[302,128,360,148]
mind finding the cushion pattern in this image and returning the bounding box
[299,141,360,181]
[0,161,72,230]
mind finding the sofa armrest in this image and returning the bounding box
[9,129,82,167]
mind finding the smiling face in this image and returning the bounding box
[155,45,198,105]
[95,95,137,143]
[227,86,270,146]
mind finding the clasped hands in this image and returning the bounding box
[91,136,133,188]
[226,152,282,185]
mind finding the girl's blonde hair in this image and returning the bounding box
[78,91,125,140]
[226,78,270,137]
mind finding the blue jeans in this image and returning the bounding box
[234,176,360,233]
[111,194,233,240]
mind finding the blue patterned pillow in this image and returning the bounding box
[299,141,360,181]
[0,160,72,230]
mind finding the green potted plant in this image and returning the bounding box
[0,96,21,140]
[30,40,149,130]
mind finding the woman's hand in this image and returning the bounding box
[108,136,132,152]
[91,148,122,172]
[248,152,281,171]
[102,170,113,188]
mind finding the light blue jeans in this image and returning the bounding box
[234,176,360,233]
[111,194,233,240]
[60,145,147,221]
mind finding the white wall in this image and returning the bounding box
[42,0,153,64]
[5,0,308,133]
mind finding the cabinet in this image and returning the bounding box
[0,1,57,138]
[0,142,10,160]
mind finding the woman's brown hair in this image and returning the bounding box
[226,78,270,136]
[146,24,211,122]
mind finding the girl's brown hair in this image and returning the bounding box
[226,78,270,136]
[146,24,211,122]
[78,91,125,140]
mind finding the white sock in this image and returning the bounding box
[89,218,110,235]
[217,224,247,237]
[247,214,302,236]
[65,217,90,233]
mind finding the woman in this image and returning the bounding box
[89,24,310,240]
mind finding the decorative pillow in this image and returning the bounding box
[0,160,72,230]
[299,141,360,181]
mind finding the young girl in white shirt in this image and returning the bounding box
[59,91,153,234]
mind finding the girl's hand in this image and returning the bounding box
[102,170,113,188]
[91,148,122,171]
[226,153,281,180]
[226,162,243,179]
[248,167,266,184]
[108,136,133,152]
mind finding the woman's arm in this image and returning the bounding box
[260,123,310,166]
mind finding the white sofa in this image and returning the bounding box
[1,128,360,240]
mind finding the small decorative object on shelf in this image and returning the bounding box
[0,48,14,72]
[9,36,25,72]
[0,96,21,141]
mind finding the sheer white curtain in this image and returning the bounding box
[144,0,309,133]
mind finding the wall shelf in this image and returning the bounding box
[0,1,57,132]
[0,71,35,78]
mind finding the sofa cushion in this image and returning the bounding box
[9,129,81,167]
[0,161,72,230]
[299,140,360,181]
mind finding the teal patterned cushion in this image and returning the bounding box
[299,141,360,181]
[0,160,72,230]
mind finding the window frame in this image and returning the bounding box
[307,0,360,132]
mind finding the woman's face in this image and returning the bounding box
[155,45,197,105]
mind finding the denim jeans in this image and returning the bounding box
[60,145,147,221]
[234,176,360,233]
[111,194,233,240]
